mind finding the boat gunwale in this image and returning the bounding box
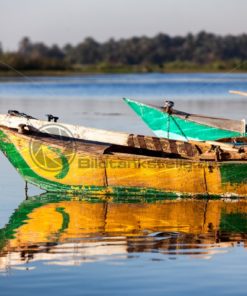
[0,125,247,164]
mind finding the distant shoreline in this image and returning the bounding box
[0,67,247,77]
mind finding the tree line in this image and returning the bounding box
[0,32,247,72]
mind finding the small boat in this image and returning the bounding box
[124,98,247,141]
[0,111,246,197]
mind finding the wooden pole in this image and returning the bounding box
[229,90,247,97]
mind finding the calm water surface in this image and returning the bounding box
[0,73,247,295]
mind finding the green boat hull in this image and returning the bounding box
[124,98,246,141]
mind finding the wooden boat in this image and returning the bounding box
[123,98,247,141]
[0,111,246,197]
[1,193,247,271]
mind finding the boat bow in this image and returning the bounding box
[123,98,246,141]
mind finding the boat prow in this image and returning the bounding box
[123,98,247,141]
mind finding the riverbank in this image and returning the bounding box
[0,62,246,77]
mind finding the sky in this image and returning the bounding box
[0,0,247,50]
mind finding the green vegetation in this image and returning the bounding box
[0,32,247,75]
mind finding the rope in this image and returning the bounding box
[170,116,189,142]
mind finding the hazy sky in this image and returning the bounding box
[0,0,247,50]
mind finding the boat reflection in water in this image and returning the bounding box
[0,194,247,272]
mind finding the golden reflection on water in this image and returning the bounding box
[0,194,247,272]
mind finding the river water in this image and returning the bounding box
[0,73,247,295]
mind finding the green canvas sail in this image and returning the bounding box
[124,98,246,141]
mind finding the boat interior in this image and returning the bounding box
[1,124,247,162]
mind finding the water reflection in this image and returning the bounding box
[0,194,247,273]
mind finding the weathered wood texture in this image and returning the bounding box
[1,113,246,161]
[0,127,246,197]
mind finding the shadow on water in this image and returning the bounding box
[0,193,247,273]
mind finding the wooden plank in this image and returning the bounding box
[0,114,130,146]
[229,90,247,97]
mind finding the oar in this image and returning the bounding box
[229,90,247,97]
